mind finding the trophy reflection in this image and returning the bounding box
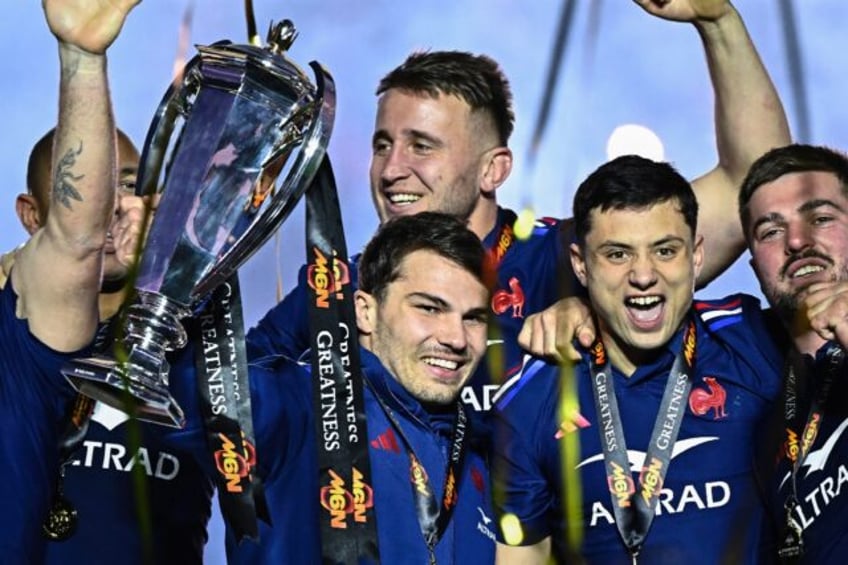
[62,20,335,427]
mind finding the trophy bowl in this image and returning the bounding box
[62,20,335,427]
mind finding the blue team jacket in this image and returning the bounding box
[227,348,496,564]
[493,294,784,564]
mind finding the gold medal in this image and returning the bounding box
[42,495,78,541]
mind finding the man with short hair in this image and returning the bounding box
[492,155,783,563]
[2,128,214,564]
[182,212,496,562]
[739,143,848,563]
[0,0,138,560]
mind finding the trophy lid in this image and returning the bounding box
[194,19,314,102]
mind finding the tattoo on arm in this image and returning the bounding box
[53,141,85,210]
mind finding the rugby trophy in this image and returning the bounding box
[62,20,335,427]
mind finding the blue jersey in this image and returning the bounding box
[247,206,570,414]
[44,400,214,564]
[493,294,783,564]
[227,348,496,564]
[0,281,78,563]
[769,342,848,563]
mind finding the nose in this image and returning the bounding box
[785,221,813,255]
[376,145,410,186]
[628,254,658,290]
[436,313,468,353]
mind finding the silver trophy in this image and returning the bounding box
[62,20,335,427]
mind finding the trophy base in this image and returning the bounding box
[62,356,186,429]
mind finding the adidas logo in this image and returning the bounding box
[370,428,400,453]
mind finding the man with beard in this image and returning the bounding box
[740,144,848,562]
[2,128,214,564]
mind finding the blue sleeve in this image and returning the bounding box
[247,357,312,479]
[245,264,312,362]
[492,361,560,545]
[246,256,361,363]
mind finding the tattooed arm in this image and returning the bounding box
[12,0,139,351]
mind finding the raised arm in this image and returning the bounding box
[634,0,791,287]
[519,1,790,360]
[13,0,139,351]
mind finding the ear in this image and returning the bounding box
[692,234,705,282]
[354,289,377,335]
[570,242,588,288]
[480,147,513,196]
[15,194,42,235]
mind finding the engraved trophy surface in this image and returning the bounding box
[62,20,335,427]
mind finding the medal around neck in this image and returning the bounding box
[61,20,335,427]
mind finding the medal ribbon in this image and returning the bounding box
[43,317,118,540]
[370,387,469,563]
[306,156,379,564]
[486,209,517,271]
[192,273,269,542]
[778,343,844,561]
[588,320,696,559]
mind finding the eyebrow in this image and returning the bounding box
[799,198,846,214]
[372,129,442,147]
[407,291,449,308]
[596,235,685,249]
[407,291,487,317]
[751,198,847,233]
[119,166,139,177]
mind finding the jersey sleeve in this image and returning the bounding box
[245,264,312,362]
[491,359,560,545]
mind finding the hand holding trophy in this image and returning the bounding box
[62,19,335,427]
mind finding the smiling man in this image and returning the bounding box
[492,155,783,564]
[740,144,848,562]
[210,212,497,563]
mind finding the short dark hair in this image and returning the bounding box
[738,144,848,232]
[573,155,698,245]
[376,50,515,146]
[358,212,489,301]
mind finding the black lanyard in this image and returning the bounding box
[778,343,844,563]
[306,156,379,564]
[43,318,116,541]
[588,320,696,562]
[369,384,469,565]
[486,210,517,270]
[192,273,268,542]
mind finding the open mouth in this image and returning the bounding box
[788,263,825,279]
[625,295,665,328]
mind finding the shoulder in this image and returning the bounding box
[692,293,783,394]
[693,293,774,335]
[493,355,561,413]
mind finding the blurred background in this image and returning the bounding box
[2,1,845,562]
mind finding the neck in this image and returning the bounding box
[467,201,499,241]
[599,329,662,378]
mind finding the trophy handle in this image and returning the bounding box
[135,53,206,200]
[191,60,336,300]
